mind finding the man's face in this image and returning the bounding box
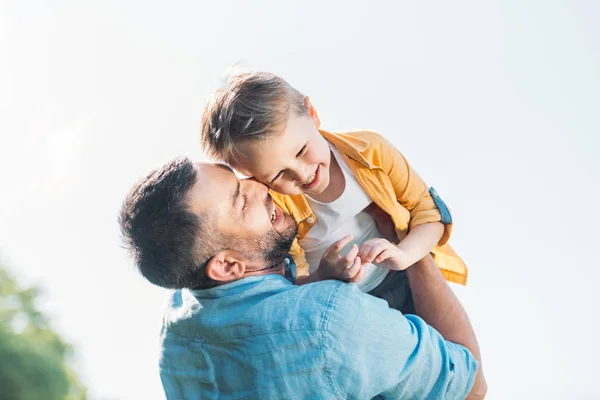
[186,163,298,270]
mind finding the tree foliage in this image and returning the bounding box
[0,266,87,400]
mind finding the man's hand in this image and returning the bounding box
[357,238,410,270]
[316,235,364,283]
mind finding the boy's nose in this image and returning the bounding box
[293,168,313,185]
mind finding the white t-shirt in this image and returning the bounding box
[299,147,389,293]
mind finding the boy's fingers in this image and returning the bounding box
[359,238,387,260]
[343,257,362,279]
[357,242,374,259]
[374,249,393,264]
[327,235,354,256]
[349,264,365,283]
[343,254,359,271]
[344,244,359,264]
[367,244,387,264]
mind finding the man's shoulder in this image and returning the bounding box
[294,281,386,337]
[286,280,359,325]
[161,289,200,328]
[160,278,363,339]
[295,279,359,305]
[159,281,362,398]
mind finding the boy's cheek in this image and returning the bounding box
[271,182,300,196]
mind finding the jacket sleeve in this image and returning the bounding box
[270,191,311,277]
[377,134,453,245]
[289,238,310,277]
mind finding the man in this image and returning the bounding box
[119,157,487,399]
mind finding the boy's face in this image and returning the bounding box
[234,101,332,197]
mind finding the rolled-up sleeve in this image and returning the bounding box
[325,284,478,399]
[378,135,453,245]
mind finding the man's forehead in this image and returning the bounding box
[193,161,233,173]
[187,162,238,214]
[191,162,238,182]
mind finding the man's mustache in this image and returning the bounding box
[264,192,273,211]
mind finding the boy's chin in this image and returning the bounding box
[301,182,328,196]
[301,188,322,196]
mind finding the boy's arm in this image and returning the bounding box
[395,222,444,269]
[377,134,453,246]
[363,204,442,270]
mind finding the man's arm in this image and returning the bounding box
[324,257,486,399]
[326,267,484,399]
[407,255,487,399]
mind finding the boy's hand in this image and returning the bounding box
[358,238,410,270]
[316,235,364,283]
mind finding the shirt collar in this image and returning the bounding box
[190,274,291,299]
[319,129,375,168]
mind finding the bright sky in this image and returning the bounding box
[1,1,599,399]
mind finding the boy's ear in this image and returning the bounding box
[304,96,321,128]
[206,249,247,283]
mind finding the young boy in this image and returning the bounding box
[200,71,467,313]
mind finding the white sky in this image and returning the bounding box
[1,1,599,399]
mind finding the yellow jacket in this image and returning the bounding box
[271,129,468,285]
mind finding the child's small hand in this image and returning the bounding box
[358,238,410,270]
[316,235,364,283]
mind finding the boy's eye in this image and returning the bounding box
[271,171,283,183]
[296,145,307,158]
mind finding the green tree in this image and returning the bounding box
[0,265,87,400]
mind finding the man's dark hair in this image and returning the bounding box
[119,157,218,289]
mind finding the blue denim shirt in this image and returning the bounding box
[159,274,477,399]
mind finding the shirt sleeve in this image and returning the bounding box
[270,191,311,277]
[377,135,453,245]
[159,331,205,399]
[325,284,478,399]
[289,238,310,277]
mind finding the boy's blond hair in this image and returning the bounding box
[201,71,307,163]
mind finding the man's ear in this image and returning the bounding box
[205,249,247,283]
[304,96,321,128]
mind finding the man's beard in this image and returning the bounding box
[262,222,298,269]
[237,220,298,272]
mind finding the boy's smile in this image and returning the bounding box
[233,99,338,199]
[300,164,320,190]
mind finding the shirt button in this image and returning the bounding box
[306,217,315,224]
